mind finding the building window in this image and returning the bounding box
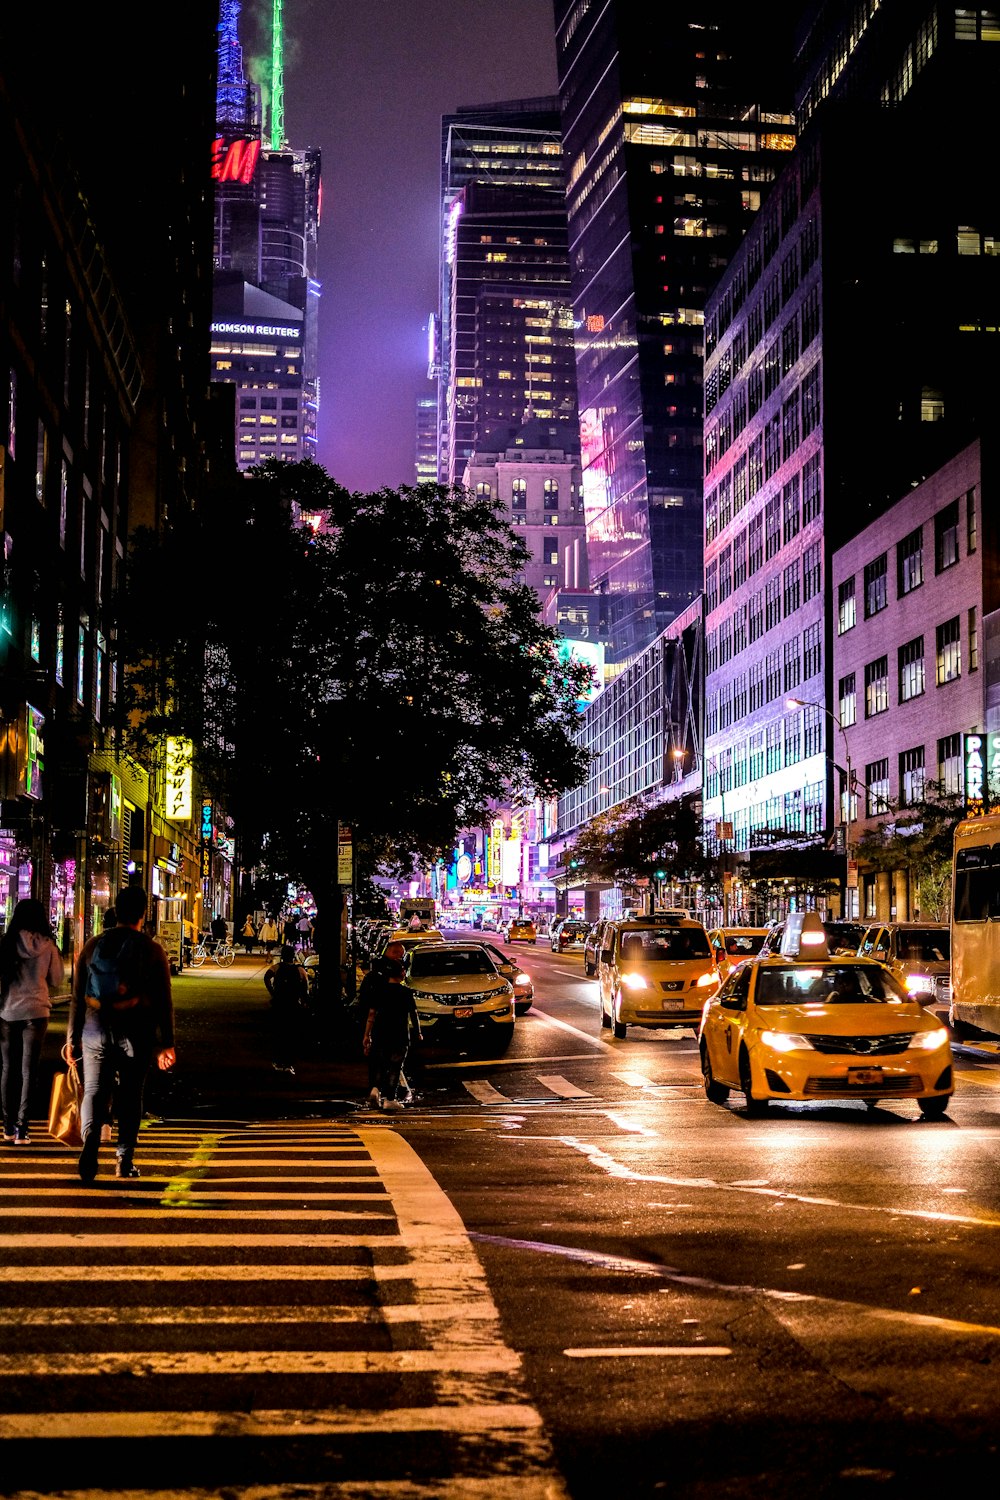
[764,496,781,558]
[865,758,890,817]
[839,672,856,727]
[782,474,800,543]
[938,733,962,795]
[733,529,747,589]
[804,704,822,757]
[543,479,559,510]
[801,365,820,436]
[803,620,821,678]
[476,482,492,499]
[969,606,979,671]
[897,525,923,594]
[783,561,800,616]
[899,746,925,807]
[783,638,801,693]
[781,390,800,461]
[864,656,889,717]
[802,541,821,600]
[863,553,888,617]
[934,500,959,571]
[765,577,781,631]
[802,451,821,523]
[748,514,763,574]
[898,636,925,701]
[837,576,856,634]
[967,487,978,552]
[935,616,961,684]
[511,478,527,511]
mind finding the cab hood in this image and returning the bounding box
[759,1001,937,1033]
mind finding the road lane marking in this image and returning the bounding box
[472,1233,1000,1340]
[0,1206,394,1220]
[564,1346,731,1358]
[0,1349,523,1377]
[536,1075,594,1099]
[426,1052,596,1070]
[0,1404,547,1440]
[550,1133,1000,1229]
[524,1010,604,1048]
[611,1070,656,1088]
[463,1080,509,1104]
[3,1302,500,1326]
[603,1112,659,1136]
[955,1070,1000,1088]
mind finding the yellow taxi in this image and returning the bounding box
[504,917,538,944]
[598,916,720,1037]
[706,926,768,980]
[698,913,953,1117]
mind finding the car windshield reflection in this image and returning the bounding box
[409,949,495,978]
[755,964,907,1004]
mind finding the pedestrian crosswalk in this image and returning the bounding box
[457,1068,704,1106]
[0,1119,568,1497]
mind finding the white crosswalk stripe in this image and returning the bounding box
[0,1118,568,1496]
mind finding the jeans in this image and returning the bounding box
[0,1017,48,1133]
[79,1011,153,1159]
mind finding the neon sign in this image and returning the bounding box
[211,321,301,340]
[165,737,193,822]
[211,137,261,184]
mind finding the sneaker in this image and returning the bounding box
[100,1123,113,1144]
[382,1099,404,1112]
[14,1129,30,1144]
[3,1129,14,1144]
[115,1159,140,1179]
[367,1088,382,1109]
[78,1132,100,1183]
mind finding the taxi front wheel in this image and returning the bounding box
[701,1043,730,1104]
[918,1095,950,1119]
[739,1049,769,1116]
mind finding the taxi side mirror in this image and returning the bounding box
[721,995,746,1011]
[601,949,613,963]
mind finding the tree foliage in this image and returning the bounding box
[850,780,963,920]
[567,793,714,893]
[120,461,591,915]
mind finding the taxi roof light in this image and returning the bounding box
[779,912,830,960]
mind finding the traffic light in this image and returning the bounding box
[654,868,666,880]
[569,857,581,869]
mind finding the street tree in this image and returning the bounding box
[851,780,964,921]
[568,793,713,909]
[121,460,592,940]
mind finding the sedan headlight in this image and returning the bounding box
[904,974,933,993]
[621,972,648,990]
[910,1026,950,1051]
[696,970,719,987]
[514,973,531,988]
[759,1030,814,1052]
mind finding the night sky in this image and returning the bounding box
[242,0,560,495]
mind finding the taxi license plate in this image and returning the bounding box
[662,999,685,1011]
[847,1067,884,1086]
[453,1006,475,1019]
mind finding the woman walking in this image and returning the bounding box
[0,899,65,1143]
[240,914,258,955]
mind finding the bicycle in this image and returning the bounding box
[189,938,236,967]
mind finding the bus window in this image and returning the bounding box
[954,844,1000,923]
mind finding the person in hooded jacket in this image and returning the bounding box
[0,899,65,1143]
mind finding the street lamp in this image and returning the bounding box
[786,695,855,917]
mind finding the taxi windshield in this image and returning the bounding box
[619,927,711,961]
[755,964,907,1005]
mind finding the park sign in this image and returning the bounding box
[963,731,1000,816]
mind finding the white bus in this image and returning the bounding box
[952,810,1000,1039]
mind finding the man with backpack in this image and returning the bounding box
[69,886,175,1182]
[263,945,309,1074]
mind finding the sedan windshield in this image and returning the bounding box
[755,964,907,1005]
[725,933,765,957]
[409,948,495,979]
[897,929,950,962]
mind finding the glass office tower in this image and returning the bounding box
[553,3,798,664]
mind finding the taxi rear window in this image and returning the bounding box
[618,927,711,960]
[755,964,906,1004]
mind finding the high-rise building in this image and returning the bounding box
[415,391,438,484]
[438,99,578,486]
[701,2,1000,905]
[210,0,321,470]
[552,3,798,664]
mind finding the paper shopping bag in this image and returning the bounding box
[48,1058,83,1147]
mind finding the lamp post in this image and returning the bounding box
[786,696,854,917]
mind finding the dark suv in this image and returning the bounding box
[551,918,590,953]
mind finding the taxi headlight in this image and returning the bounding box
[515,973,531,986]
[910,1026,950,1051]
[696,970,718,987]
[760,1030,814,1052]
[904,973,933,993]
[621,972,648,990]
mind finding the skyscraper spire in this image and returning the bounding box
[270,0,285,150]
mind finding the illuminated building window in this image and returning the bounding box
[280,434,298,445]
[260,415,277,426]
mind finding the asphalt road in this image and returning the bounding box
[5,935,1000,1498]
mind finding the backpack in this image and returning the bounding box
[86,931,142,1008]
[271,962,305,1006]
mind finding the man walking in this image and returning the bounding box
[69,886,176,1182]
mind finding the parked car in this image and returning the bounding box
[699,911,953,1118]
[598,916,719,1038]
[551,918,590,953]
[470,940,534,1015]
[706,927,768,980]
[504,917,537,944]
[858,922,951,1005]
[583,920,613,977]
[404,942,515,1051]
